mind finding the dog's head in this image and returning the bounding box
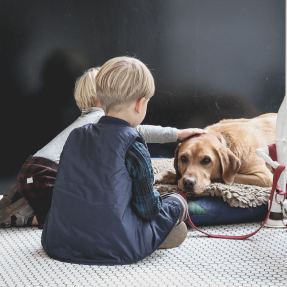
[174,133,240,195]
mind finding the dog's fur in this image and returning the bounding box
[154,113,277,195]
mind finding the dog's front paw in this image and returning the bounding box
[154,171,177,184]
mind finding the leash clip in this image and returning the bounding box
[275,190,285,204]
[281,200,287,218]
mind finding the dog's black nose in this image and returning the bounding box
[183,177,197,189]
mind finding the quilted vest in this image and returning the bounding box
[41,116,162,265]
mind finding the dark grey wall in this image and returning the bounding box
[0,0,285,178]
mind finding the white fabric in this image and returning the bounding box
[256,146,280,169]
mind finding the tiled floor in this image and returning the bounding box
[0,221,286,287]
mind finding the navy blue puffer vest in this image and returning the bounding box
[41,116,176,265]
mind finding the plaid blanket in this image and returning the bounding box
[17,156,58,228]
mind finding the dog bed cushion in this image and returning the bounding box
[187,197,267,226]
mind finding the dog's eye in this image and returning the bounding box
[181,156,188,163]
[201,157,211,165]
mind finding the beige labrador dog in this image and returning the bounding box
[155,113,276,195]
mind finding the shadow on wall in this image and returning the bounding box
[1,49,88,176]
[33,50,88,132]
[145,88,260,158]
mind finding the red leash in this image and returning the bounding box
[178,164,286,239]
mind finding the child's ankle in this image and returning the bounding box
[32,216,39,226]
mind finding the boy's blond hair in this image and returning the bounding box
[95,57,155,113]
[74,67,101,110]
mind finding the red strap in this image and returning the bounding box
[268,144,278,174]
[268,144,277,162]
[267,144,286,195]
[178,164,285,240]
[278,188,286,195]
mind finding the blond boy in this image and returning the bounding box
[41,57,199,265]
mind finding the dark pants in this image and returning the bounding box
[161,193,188,225]
[17,156,58,228]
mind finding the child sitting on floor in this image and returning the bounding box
[0,65,205,229]
[41,56,192,265]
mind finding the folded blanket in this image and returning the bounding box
[152,159,271,208]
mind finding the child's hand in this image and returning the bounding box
[177,128,207,140]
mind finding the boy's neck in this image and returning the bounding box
[106,109,135,127]
[105,97,147,128]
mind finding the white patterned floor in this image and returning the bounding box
[0,221,287,287]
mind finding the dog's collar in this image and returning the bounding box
[221,135,228,148]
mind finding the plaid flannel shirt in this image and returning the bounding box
[125,140,162,220]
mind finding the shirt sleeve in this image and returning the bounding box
[125,140,162,220]
[136,125,178,143]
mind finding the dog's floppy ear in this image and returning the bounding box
[218,147,241,185]
[174,143,182,180]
